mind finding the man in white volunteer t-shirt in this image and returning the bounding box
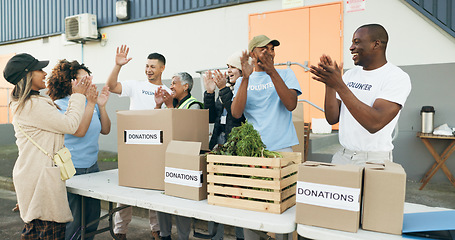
[107,45,171,110]
[310,24,411,165]
[106,45,170,240]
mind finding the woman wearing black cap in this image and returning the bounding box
[4,53,90,239]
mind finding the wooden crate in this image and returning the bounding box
[207,152,302,214]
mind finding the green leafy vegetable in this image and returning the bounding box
[211,121,282,158]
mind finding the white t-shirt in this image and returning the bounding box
[337,62,411,152]
[120,80,171,110]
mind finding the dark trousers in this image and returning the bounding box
[65,163,101,240]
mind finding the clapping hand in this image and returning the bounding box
[241,50,254,79]
[213,69,228,90]
[309,54,344,89]
[86,84,98,105]
[155,87,173,108]
[72,75,92,95]
[97,85,110,107]
[155,86,164,106]
[256,48,275,74]
[161,88,173,107]
[203,70,216,94]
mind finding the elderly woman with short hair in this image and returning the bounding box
[155,72,202,110]
[154,72,202,240]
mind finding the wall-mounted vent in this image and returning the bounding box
[65,13,99,42]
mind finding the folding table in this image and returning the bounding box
[66,169,297,240]
[416,132,455,190]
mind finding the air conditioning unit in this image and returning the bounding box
[65,13,98,42]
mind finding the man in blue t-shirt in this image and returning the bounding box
[232,35,302,152]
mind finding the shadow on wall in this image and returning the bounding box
[0,123,15,145]
[98,88,129,153]
[394,62,455,182]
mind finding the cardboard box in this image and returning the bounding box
[295,162,363,233]
[117,109,209,190]
[311,118,332,134]
[362,161,406,235]
[207,152,301,214]
[165,140,207,201]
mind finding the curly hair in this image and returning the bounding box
[47,60,91,101]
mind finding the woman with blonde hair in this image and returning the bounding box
[4,53,90,239]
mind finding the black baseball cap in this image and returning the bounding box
[3,53,49,85]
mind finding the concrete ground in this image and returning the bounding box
[0,144,234,240]
[1,143,455,239]
[0,188,170,239]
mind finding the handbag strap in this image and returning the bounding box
[17,125,53,159]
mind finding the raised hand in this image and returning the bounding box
[241,50,254,79]
[116,45,133,66]
[203,70,216,93]
[97,85,110,107]
[72,75,92,95]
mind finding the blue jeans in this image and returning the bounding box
[65,163,101,240]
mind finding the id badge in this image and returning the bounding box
[220,116,227,125]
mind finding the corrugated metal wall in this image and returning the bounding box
[0,0,260,44]
[406,0,455,38]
